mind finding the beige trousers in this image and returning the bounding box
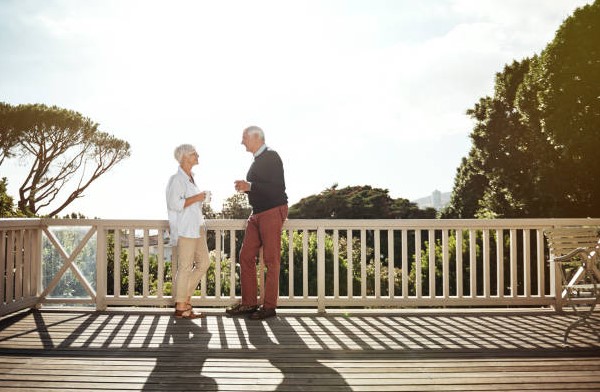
[174,235,210,303]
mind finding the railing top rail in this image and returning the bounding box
[1,217,599,230]
[0,218,43,229]
[281,218,600,230]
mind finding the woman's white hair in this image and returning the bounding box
[173,144,197,164]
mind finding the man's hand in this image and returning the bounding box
[234,180,251,192]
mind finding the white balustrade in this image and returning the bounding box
[2,217,600,316]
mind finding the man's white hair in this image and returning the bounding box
[173,144,197,164]
[244,125,265,141]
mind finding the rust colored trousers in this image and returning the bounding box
[239,204,288,309]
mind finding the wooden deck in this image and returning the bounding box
[0,308,599,391]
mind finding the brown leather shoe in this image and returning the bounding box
[225,303,258,316]
[248,306,276,320]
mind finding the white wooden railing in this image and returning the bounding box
[2,218,600,317]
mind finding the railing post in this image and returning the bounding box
[317,226,326,313]
[551,256,563,312]
[0,228,6,308]
[34,226,43,308]
[546,227,563,312]
[96,224,107,311]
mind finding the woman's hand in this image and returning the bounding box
[183,192,206,208]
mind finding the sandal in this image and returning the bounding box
[174,308,205,319]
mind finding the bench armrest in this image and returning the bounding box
[551,247,590,263]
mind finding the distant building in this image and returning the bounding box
[412,190,451,211]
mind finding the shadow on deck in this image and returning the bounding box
[0,308,599,391]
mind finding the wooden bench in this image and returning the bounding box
[544,227,600,345]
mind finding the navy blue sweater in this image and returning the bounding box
[246,148,288,214]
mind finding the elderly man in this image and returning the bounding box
[226,126,288,320]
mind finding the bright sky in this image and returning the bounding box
[0,0,592,219]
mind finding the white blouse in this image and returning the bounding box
[165,166,205,245]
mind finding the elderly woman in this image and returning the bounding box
[166,144,210,319]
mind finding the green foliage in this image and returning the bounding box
[440,155,487,219]
[0,102,18,166]
[280,230,318,296]
[446,1,600,218]
[409,231,473,297]
[59,212,88,219]
[0,177,23,217]
[205,251,236,296]
[468,58,546,218]
[217,193,250,261]
[277,229,443,300]
[221,193,252,219]
[104,231,239,298]
[202,203,218,219]
[280,230,371,297]
[522,1,600,216]
[105,231,172,297]
[289,184,436,219]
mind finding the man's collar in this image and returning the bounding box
[254,144,267,157]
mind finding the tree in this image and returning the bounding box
[221,192,252,219]
[0,103,131,217]
[440,154,487,219]
[288,184,436,219]
[202,203,218,219]
[519,0,600,217]
[462,59,548,218]
[0,102,20,166]
[446,1,600,218]
[219,193,253,264]
[0,177,22,217]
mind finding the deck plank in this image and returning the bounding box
[0,309,599,391]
